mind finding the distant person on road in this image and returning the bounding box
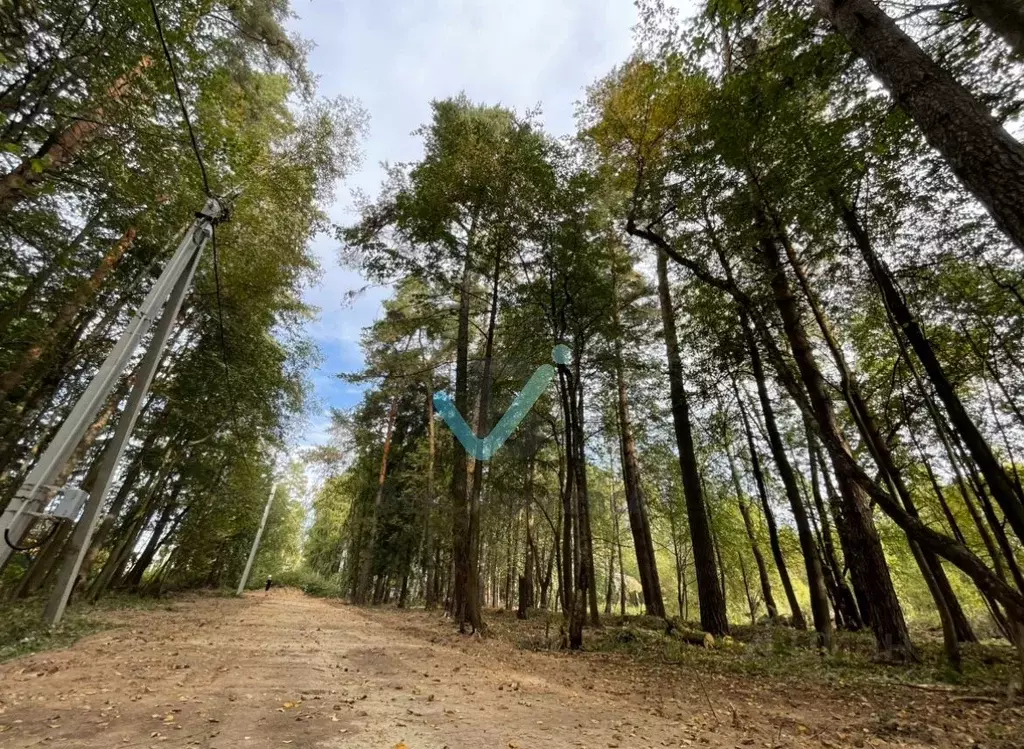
[265,574,272,592]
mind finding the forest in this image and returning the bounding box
[0,0,361,613]
[307,0,1024,676]
[2,0,1024,707]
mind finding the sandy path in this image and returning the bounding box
[0,590,1015,748]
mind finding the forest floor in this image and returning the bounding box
[0,589,1021,749]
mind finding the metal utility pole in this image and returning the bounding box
[0,193,236,623]
[237,482,277,595]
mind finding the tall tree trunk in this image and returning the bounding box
[0,213,102,339]
[741,315,830,643]
[838,198,1024,546]
[734,379,806,627]
[571,363,601,627]
[656,250,727,634]
[606,425,628,619]
[611,287,665,617]
[0,57,152,211]
[756,227,914,658]
[815,0,1024,250]
[463,246,503,634]
[725,433,779,621]
[808,434,863,630]
[355,394,400,603]
[556,363,586,648]
[965,0,1024,57]
[779,230,968,653]
[637,215,1024,625]
[739,551,758,624]
[451,225,476,631]
[424,370,438,609]
[122,497,177,591]
[520,455,536,619]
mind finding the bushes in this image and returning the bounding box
[272,568,345,598]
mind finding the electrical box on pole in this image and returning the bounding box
[51,488,89,521]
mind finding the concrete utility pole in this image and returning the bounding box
[237,482,277,595]
[0,192,237,624]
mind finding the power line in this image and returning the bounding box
[147,0,241,444]
[147,0,211,195]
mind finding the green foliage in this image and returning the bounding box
[0,0,363,604]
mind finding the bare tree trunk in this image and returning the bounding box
[755,226,912,659]
[734,380,806,628]
[656,250,726,634]
[0,58,152,211]
[0,213,103,339]
[741,315,829,643]
[611,287,664,617]
[463,246,503,634]
[965,0,1024,57]
[356,394,400,603]
[779,230,964,655]
[726,434,779,621]
[424,371,438,609]
[451,225,475,631]
[839,199,1024,547]
[570,364,601,627]
[808,434,863,630]
[816,0,1024,250]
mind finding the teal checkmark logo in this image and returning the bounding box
[434,345,571,460]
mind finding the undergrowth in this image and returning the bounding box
[0,594,164,663]
[273,568,346,598]
[481,608,1017,692]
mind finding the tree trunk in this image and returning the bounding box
[451,227,475,631]
[611,286,665,617]
[556,364,585,648]
[756,227,914,659]
[741,315,830,644]
[815,0,1024,250]
[0,226,137,407]
[838,197,1024,546]
[0,213,103,340]
[735,382,806,628]
[570,363,601,627]
[965,0,1024,57]
[424,371,438,609]
[0,58,152,211]
[356,394,400,603]
[657,250,727,634]
[779,229,966,653]
[640,203,1024,626]
[726,435,779,621]
[464,245,503,633]
[808,434,863,630]
[122,501,175,591]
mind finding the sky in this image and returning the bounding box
[285,0,650,449]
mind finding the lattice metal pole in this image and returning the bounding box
[0,194,231,577]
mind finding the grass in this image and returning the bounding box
[481,607,1020,693]
[0,593,165,663]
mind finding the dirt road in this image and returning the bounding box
[0,590,1017,748]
